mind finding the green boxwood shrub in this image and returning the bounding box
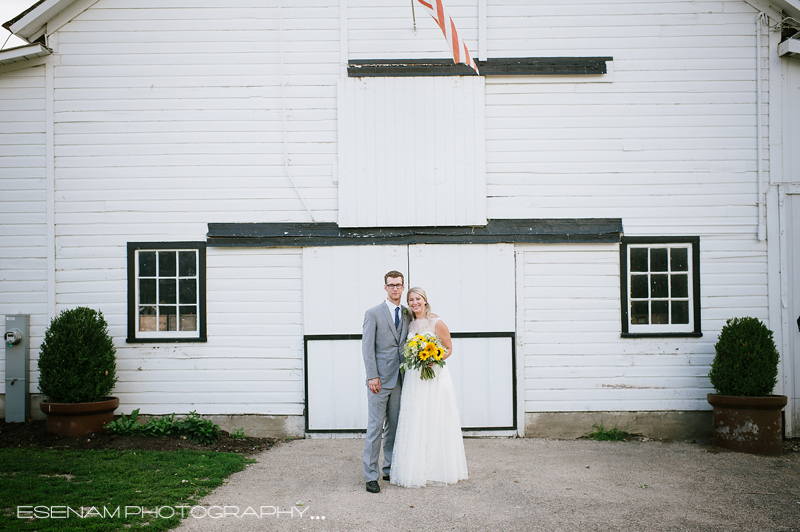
[708,317,779,397]
[38,307,117,403]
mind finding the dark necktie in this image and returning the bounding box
[394,307,400,329]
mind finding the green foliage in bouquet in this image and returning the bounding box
[38,307,117,403]
[708,317,779,397]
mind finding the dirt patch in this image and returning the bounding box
[0,420,278,455]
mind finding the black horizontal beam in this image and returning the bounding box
[206,218,623,247]
[347,57,612,77]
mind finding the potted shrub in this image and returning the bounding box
[38,307,119,437]
[707,317,787,455]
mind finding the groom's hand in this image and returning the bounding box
[368,378,381,394]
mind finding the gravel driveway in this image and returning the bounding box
[175,437,800,532]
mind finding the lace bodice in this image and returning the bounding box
[408,317,440,337]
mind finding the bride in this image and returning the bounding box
[390,287,468,488]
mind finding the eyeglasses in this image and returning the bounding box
[386,284,404,290]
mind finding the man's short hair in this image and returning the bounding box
[384,270,404,285]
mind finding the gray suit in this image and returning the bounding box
[362,301,410,482]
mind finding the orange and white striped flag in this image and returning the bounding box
[416,0,479,74]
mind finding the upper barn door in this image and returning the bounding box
[303,244,516,432]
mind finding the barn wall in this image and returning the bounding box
[0,64,48,403]
[0,0,782,437]
[111,247,304,434]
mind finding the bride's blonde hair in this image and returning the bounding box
[407,287,432,320]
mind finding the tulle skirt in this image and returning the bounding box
[390,365,468,488]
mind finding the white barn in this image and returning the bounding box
[1,0,799,439]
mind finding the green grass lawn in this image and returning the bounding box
[0,448,254,531]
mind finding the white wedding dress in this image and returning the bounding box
[390,317,468,488]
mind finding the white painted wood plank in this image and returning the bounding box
[307,339,368,430]
[448,337,514,427]
[303,246,408,336]
[408,244,515,333]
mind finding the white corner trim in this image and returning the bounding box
[46,58,56,320]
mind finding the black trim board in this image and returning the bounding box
[304,332,516,433]
[207,219,623,248]
[348,57,612,77]
[619,236,702,338]
[126,242,208,343]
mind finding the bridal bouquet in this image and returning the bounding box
[401,333,447,380]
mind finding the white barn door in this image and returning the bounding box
[303,246,408,432]
[408,244,516,429]
[303,244,516,432]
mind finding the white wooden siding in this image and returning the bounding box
[53,0,340,228]
[0,65,48,394]
[113,247,304,415]
[347,0,479,61]
[485,0,767,237]
[338,76,486,227]
[0,0,783,423]
[519,239,769,413]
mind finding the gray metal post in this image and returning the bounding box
[5,315,30,422]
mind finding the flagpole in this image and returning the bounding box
[410,0,417,32]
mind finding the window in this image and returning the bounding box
[620,237,701,337]
[127,242,207,342]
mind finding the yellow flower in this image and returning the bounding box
[434,348,444,361]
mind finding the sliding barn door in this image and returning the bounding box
[408,244,516,429]
[304,244,515,432]
[303,246,408,432]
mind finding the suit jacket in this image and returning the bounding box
[362,301,410,389]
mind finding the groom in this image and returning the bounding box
[361,270,410,493]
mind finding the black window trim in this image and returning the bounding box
[620,236,702,338]
[126,241,207,343]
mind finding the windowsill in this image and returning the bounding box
[126,337,207,343]
[621,332,703,338]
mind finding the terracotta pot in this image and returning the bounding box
[707,394,787,455]
[40,397,120,438]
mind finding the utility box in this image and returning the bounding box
[5,315,30,422]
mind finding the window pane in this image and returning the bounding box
[630,248,648,272]
[159,279,176,304]
[159,251,177,277]
[139,251,156,277]
[180,306,197,331]
[672,301,689,324]
[670,248,688,272]
[631,301,649,324]
[179,279,197,304]
[139,279,157,305]
[651,301,669,324]
[651,274,668,298]
[671,274,688,298]
[650,248,668,272]
[179,251,197,277]
[159,306,177,331]
[139,306,156,331]
[630,275,648,299]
